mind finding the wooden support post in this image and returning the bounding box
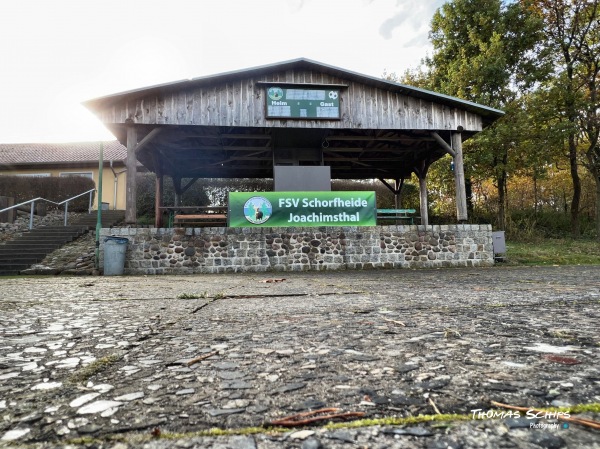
[173,176,182,207]
[452,131,468,222]
[125,125,137,224]
[155,172,164,228]
[394,178,403,209]
[419,176,429,226]
[414,161,430,227]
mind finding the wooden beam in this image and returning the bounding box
[181,177,200,194]
[378,178,404,195]
[135,127,163,155]
[431,132,456,158]
[210,149,271,166]
[183,134,271,140]
[255,81,349,88]
[324,157,407,162]
[156,145,271,152]
[327,135,435,142]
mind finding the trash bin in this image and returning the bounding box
[103,236,129,275]
[492,231,506,261]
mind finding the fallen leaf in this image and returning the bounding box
[543,355,581,365]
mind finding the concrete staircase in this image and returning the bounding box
[70,210,126,230]
[0,210,125,276]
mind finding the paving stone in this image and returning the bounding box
[77,400,123,415]
[289,430,315,440]
[114,392,145,401]
[302,437,323,449]
[207,408,246,417]
[382,426,434,437]
[528,431,566,449]
[69,393,101,408]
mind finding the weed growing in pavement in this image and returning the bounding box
[444,328,462,339]
[177,292,208,300]
[68,354,121,384]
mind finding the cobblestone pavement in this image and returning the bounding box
[1,266,599,449]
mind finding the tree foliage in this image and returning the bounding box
[522,0,600,236]
[395,0,599,238]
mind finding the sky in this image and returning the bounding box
[0,0,445,143]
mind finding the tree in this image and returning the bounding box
[529,0,600,237]
[423,0,547,229]
[577,3,600,239]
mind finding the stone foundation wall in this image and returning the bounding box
[100,225,494,275]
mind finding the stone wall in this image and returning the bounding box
[100,225,494,275]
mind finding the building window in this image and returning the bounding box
[15,173,51,177]
[59,172,93,179]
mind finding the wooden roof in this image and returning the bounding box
[83,58,504,180]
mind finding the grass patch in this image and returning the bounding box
[505,239,600,266]
[68,354,121,384]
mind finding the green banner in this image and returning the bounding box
[265,86,340,119]
[228,191,376,227]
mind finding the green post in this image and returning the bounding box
[95,142,104,270]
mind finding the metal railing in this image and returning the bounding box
[0,189,96,229]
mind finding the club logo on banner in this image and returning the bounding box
[243,197,273,225]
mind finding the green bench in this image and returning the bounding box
[376,209,418,224]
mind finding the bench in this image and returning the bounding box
[173,213,227,227]
[376,209,418,224]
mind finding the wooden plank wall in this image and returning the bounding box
[99,70,483,132]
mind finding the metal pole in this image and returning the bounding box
[89,191,93,214]
[95,142,104,269]
[29,201,35,230]
[64,202,69,226]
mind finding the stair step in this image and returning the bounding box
[0,253,46,260]
[15,234,80,240]
[0,249,52,255]
[15,235,81,241]
[0,263,32,270]
[1,243,63,250]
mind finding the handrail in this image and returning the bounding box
[0,188,97,229]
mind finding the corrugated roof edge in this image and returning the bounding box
[82,57,504,121]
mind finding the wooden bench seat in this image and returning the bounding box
[174,213,227,227]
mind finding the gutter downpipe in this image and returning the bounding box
[109,160,127,211]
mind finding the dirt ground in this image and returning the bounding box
[1,265,599,448]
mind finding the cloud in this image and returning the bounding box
[379,0,445,41]
[287,0,308,12]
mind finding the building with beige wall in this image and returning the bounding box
[0,141,128,210]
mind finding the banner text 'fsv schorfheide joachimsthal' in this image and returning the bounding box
[228,191,376,227]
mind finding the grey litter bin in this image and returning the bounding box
[103,236,129,275]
